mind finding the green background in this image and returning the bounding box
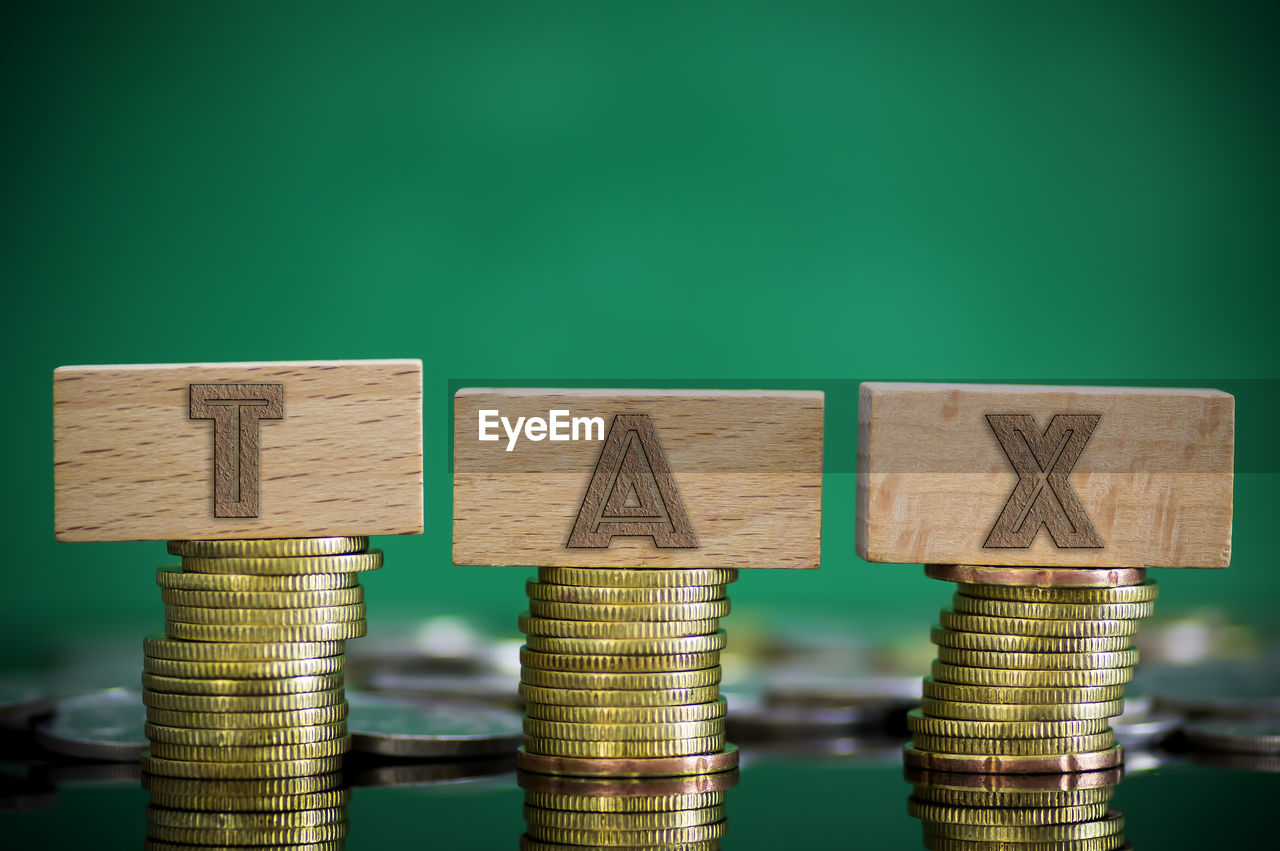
[3,1,1276,655]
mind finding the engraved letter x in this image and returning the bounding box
[983,414,1103,549]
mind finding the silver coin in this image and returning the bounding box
[1182,717,1280,754]
[345,756,515,789]
[1138,661,1280,715]
[347,692,523,757]
[32,689,147,761]
[727,700,871,741]
[0,674,56,729]
[1110,709,1183,748]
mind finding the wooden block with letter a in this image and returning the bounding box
[857,382,1233,568]
[54,359,423,542]
[453,389,823,568]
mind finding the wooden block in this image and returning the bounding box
[857,382,1233,568]
[453,389,823,568]
[54,360,423,542]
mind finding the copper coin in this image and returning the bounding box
[903,765,1123,791]
[903,743,1124,774]
[517,769,740,797]
[925,564,1146,588]
[516,744,738,777]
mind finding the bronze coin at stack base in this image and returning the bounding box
[141,672,344,696]
[156,566,359,592]
[906,764,1121,805]
[536,567,739,588]
[517,743,740,778]
[178,550,384,575]
[925,564,1147,588]
[525,580,727,604]
[904,743,1125,774]
[167,537,370,558]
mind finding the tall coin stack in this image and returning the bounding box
[906,766,1128,850]
[517,567,738,773]
[905,565,1156,774]
[518,769,736,849]
[140,536,381,848]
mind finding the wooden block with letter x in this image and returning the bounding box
[453,389,824,568]
[54,359,424,541]
[857,382,1234,568]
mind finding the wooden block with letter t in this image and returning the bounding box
[453,389,824,568]
[54,359,424,542]
[857,382,1234,568]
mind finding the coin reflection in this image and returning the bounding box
[906,766,1129,850]
[518,769,736,849]
[143,771,349,849]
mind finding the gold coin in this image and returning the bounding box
[935,646,1140,670]
[522,804,725,829]
[145,805,347,828]
[908,798,1110,825]
[167,537,368,558]
[958,580,1158,605]
[524,698,727,725]
[143,842,346,851]
[921,679,1126,705]
[922,838,1127,851]
[149,736,351,762]
[159,587,363,608]
[923,810,1123,842]
[142,687,345,713]
[180,551,383,575]
[145,704,348,730]
[526,580,726,605]
[143,655,344,679]
[929,627,1131,653]
[526,599,731,622]
[166,621,367,642]
[906,709,1111,740]
[143,635,344,662]
[141,772,343,797]
[519,684,720,707]
[931,661,1132,688]
[146,823,348,845]
[142,673,343,696]
[520,648,720,673]
[518,614,718,639]
[522,790,725,813]
[950,596,1155,621]
[523,821,727,846]
[163,604,365,625]
[145,721,347,746]
[911,784,1114,809]
[523,631,728,656]
[537,567,738,587]
[920,697,1125,722]
[926,564,1146,588]
[523,718,725,742]
[939,610,1141,638]
[146,788,350,812]
[141,755,344,779]
[520,668,721,691]
[524,735,725,759]
[156,567,358,592]
[519,839,720,851]
[911,731,1116,756]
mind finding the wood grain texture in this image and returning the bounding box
[857,382,1233,568]
[54,360,423,541]
[453,389,823,568]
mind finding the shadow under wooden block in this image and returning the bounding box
[856,382,1234,569]
[453,389,824,569]
[54,359,423,542]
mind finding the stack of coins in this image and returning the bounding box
[907,766,1129,850]
[141,536,380,796]
[143,773,350,850]
[518,769,735,849]
[905,565,1156,774]
[516,567,739,776]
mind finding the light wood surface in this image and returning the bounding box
[55,360,423,541]
[453,389,823,568]
[857,383,1233,568]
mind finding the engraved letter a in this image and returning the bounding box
[984,413,1103,549]
[567,414,697,548]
